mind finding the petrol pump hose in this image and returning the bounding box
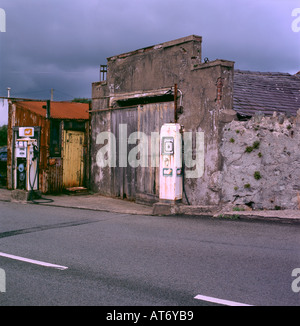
[28,145,54,204]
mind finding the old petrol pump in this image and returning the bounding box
[159,123,183,202]
[13,127,39,192]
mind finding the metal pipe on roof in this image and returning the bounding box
[46,100,50,119]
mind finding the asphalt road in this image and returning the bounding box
[0,200,299,307]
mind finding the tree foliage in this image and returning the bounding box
[72,98,91,104]
[0,125,7,146]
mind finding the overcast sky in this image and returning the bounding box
[0,0,299,125]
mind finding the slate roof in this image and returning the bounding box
[233,70,300,117]
[14,101,89,120]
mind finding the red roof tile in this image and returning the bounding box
[15,101,89,120]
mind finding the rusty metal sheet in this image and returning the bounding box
[15,101,89,120]
[7,101,89,193]
[48,158,63,193]
[7,103,50,192]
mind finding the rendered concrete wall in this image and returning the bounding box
[91,35,235,206]
[106,35,202,94]
[180,60,235,206]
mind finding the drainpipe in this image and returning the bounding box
[174,84,178,123]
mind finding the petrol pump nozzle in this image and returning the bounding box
[32,144,39,162]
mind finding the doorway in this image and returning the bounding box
[63,130,85,188]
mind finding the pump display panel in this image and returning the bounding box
[161,137,174,155]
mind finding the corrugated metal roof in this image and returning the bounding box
[233,70,300,117]
[14,101,89,120]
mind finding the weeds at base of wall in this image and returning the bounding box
[232,206,245,211]
[216,214,240,220]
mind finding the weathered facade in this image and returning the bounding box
[90,35,300,210]
[221,113,300,210]
[91,35,235,206]
[221,70,300,210]
[7,100,90,193]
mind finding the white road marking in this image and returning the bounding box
[0,252,68,270]
[194,294,253,306]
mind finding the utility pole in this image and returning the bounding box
[50,88,54,101]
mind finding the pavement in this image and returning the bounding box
[0,187,300,224]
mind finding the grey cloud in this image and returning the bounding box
[0,0,299,102]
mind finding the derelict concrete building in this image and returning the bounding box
[90,35,300,210]
[90,35,235,207]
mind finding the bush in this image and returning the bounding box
[0,125,7,146]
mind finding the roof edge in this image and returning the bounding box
[234,69,291,76]
[107,35,202,61]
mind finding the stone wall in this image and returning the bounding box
[220,111,300,210]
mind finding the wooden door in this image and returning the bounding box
[111,107,138,200]
[63,130,85,188]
